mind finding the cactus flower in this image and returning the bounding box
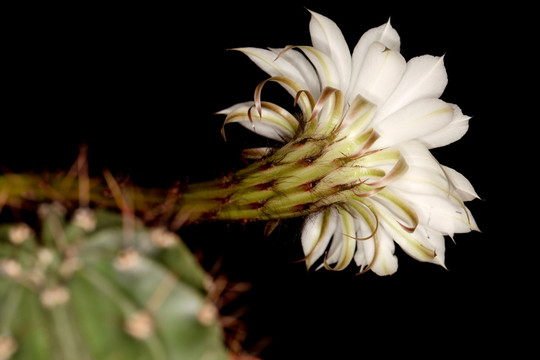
[211,11,479,275]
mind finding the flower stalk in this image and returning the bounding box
[181,120,396,224]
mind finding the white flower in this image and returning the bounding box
[219,10,479,275]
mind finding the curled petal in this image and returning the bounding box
[347,200,386,275]
[369,229,398,276]
[234,47,319,97]
[376,203,437,264]
[340,95,377,136]
[310,87,340,121]
[301,208,338,269]
[371,188,419,233]
[254,76,315,121]
[346,200,380,242]
[349,201,398,276]
[365,152,408,189]
[324,206,356,271]
[221,101,298,142]
[353,147,401,169]
[351,129,380,158]
[308,86,344,135]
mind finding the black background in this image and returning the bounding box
[3,1,529,358]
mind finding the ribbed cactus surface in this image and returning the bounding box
[0,204,229,360]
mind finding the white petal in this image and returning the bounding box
[390,186,479,236]
[348,19,400,100]
[419,104,470,149]
[425,193,478,234]
[349,204,375,268]
[377,55,448,120]
[234,47,287,77]
[376,204,437,263]
[324,206,356,270]
[308,10,352,91]
[371,189,419,232]
[396,140,447,176]
[301,209,338,269]
[350,203,398,276]
[312,86,345,135]
[351,42,406,105]
[339,95,378,137]
[269,48,321,98]
[415,226,447,268]
[391,141,479,231]
[391,143,450,197]
[244,122,292,141]
[255,76,315,121]
[216,101,254,115]
[370,229,398,276]
[354,238,373,271]
[221,102,297,142]
[346,199,398,276]
[298,46,341,89]
[392,166,449,198]
[374,98,454,148]
[234,47,315,97]
[442,165,479,201]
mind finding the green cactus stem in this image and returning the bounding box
[0,205,229,360]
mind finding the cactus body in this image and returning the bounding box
[0,205,228,360]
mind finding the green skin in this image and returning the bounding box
[182,130,390,223]
[0,208,229,360]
